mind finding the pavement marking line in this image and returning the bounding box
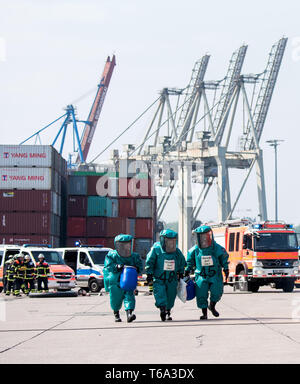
[0,320,298,334]
[0,300,105,355]
[223,302,300,346]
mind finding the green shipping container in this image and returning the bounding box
[87,196,107,216]
[87,196,119,217]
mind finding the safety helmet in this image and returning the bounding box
[38,253,45,260]
[160,229,178,253]
[24,255,31,261]
[193,225,213,249]
[114,234,133,258]
[16,253,24,259]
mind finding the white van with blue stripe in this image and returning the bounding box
[58,246,112,293]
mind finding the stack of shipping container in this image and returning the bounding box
[67,165,156,268]
[0,145,67,247]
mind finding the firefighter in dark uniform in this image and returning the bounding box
[13,254,26,297]
[3,255,13,293]
[4,256,15,296]
[36,254,50,293]
[24,255,36,294]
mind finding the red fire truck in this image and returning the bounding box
[211,220,300,292]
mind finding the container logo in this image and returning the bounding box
[3,152,9,159]
[1,175,7,181]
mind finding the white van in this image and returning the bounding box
[58,246,112,293]
[19,245,76,291]
[0,245,22,292]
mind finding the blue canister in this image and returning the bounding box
[186,279,196,301]
[120,266,138,291]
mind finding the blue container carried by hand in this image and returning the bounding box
[120,266,138,291]
[186,279,196,301]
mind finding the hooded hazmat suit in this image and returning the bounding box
[186,225,229,311]
[145,229,186,317]
[103,234,143,314]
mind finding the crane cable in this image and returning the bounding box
[89,95,161,164]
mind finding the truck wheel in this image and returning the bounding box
[249,281,260,293]
[282,279,294,293]
[88,278,100,293]
[238,270,248,292]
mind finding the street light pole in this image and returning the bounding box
[266,139,284,221]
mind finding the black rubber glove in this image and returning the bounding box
[146,274,153,283]
[184,270,190,277]
[116,264,124,272]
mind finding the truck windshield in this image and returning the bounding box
[32,251,65,265]
[254,232,298,252]
[89,251,109,265]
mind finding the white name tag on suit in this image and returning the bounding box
[164,260,175,271]
[201,255,214,266]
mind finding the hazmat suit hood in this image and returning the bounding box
[114,234,133,258]
[193,225,214,250]
[159,229,178,253]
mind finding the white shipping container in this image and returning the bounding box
[136,199,153,218]
[0,167,60,192]
[0,145,66,174]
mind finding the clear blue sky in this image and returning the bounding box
[0,0,300,224]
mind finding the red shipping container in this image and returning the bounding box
[0,190,55,212]
[86,217,107,237]
[66,237,87,247]
[86,238,108,247]
[68,196,87,217]
[106,217,127,237]
[0,212,59,235]
[118,198,136,217]
[105,237,115,249]
[67,217,86,237]
[0,234,60,247]
[119,178,155,198]
[135,218,154,238]
[87,176,101,196]
[87,175,118,197]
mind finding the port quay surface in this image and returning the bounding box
[0,286,300,364]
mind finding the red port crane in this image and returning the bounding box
[77,55,116,163]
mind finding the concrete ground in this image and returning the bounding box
[0,285,300,364]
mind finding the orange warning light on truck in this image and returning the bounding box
[211,220,300,292]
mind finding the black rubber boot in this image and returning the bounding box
[126,309,136,323]
[208,301,219,317]
[200,308,208,320]
[166,310,172,321]
[160,306,167,322]
[114,311,122,322]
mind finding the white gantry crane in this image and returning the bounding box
[109,38,287,254]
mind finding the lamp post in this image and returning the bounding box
[266,139,284,221]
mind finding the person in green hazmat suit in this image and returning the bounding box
[103,234,143,323]
[185,225,229,320]
[145,229,186,321]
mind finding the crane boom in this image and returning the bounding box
[175,55,210,144]
[213,45,247,146]
[78,55,116,163]
[243,38,287,150]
